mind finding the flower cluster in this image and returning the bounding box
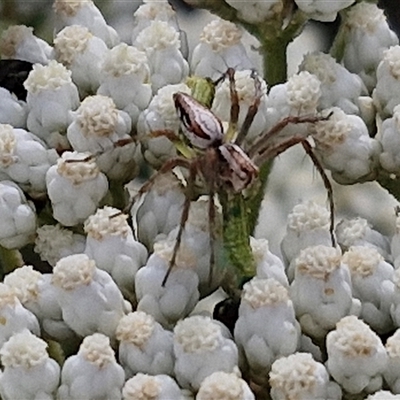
[1,0,400,398]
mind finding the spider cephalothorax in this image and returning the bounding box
[134,68,334,286]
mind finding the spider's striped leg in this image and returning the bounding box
[224,67,240,142]
[301,140,336,247]
[235,70,263,146]
[161,161,197,286]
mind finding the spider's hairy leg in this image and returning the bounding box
[301,140,336,247]
[235,70,263,146]
[248,113,331,160]
[224,67,240,143]
[161,161,197,286]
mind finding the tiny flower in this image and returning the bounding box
[34,224,86,267]
[67,95,136,181]
[384,329,400,394]
[4,265,75,341]
[390,269,400,328]
[379,104,400,173]
[197,371,255,400]
[58,333,125,400]
[225,0,283,24]
[295,0,355,22]
[234,278,300,384]
[336,217,391,260]
[24,60,80,149]
[173,315,239,391]
[84,206,148,303]
[311,107,381,184]
[280,201,332,281]
[122,373,184,400]
[116,311,174,378]
[251,238,288,287]
[326,316,388,395]
[342,246,394,333]
[340,2,398,91]
[211,69,269,143]
[46,151,109,226]
[135,172,186,249]
[0,87,28,128]
[0,124,59,198]
[392,213,400,268]
[0,180,37,249]
[137,82,191,167]
[290,245,360,340]
[0,330,60,400]
[135,20,189,93]
[53,0,119,47]
[0,25,52,64]
[135,239,199,328]
[300,51,366,115]
[0,283,40,348]
[269,352,342,400]
[54,25,108,97]
[98,43,152,127]
[367,391,400,399]
[52,254,129,339]
[191,18,254,79]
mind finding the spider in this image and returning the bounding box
[132,68,335,287]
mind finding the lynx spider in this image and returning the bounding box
[133,68,335,286]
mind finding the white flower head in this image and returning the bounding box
[295,0,355,22]
[0,87,28,128]
[225,0,283,23]
[384,329,400,394]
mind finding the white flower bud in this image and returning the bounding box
[34,224,86,267]
[98,43,152,127]
[0,283,40,348]
[0,180,36,249]
[295,0,355,22]
[326,316,388,395]
[367,391,400,400]
[84,206,148,302]
[336,217,391,261]
[341,2,398,91]
[384,329,400,394]
[0,88,28,128]
[53,0,119,48]
[135,172,185,249]
[300,52,366,115]
[311,107,381,184]
[211,70,269,143]
[46,151,108,226]
[54,25,108,97]
[234,278,300,385]
[173,315,239,391]
[0,124,59,197]
[392,214,400,268]
[197,371,255,400]
[0,25,52,64]
[122,373,184,400]
[24,60,80,148]
[58,333,125,400]
[342,246,394,333]
[269,352,342,400]
[4,265,75,341]
[137,83,191,167]
[390,269,400,328]
[290,245,360,339]
[136,20,189,93]
[116,311,174,378]
[280,201,332,281]
[251,238,288,287]
[0,330,60,400]
[225,0,283,24]
[52,254,129,339]
[135,239,199,328]
[67,94,136,181]
[191,19,254,79]
[380,104,400,174]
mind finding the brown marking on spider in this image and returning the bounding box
[131,68,336,286]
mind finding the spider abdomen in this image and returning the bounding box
[173,92,224,149]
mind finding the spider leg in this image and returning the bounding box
[235,70,263,146]
[224,68,240,143]
[248,114,330,160]
[161,161,197,286]
[301,140,336,247]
